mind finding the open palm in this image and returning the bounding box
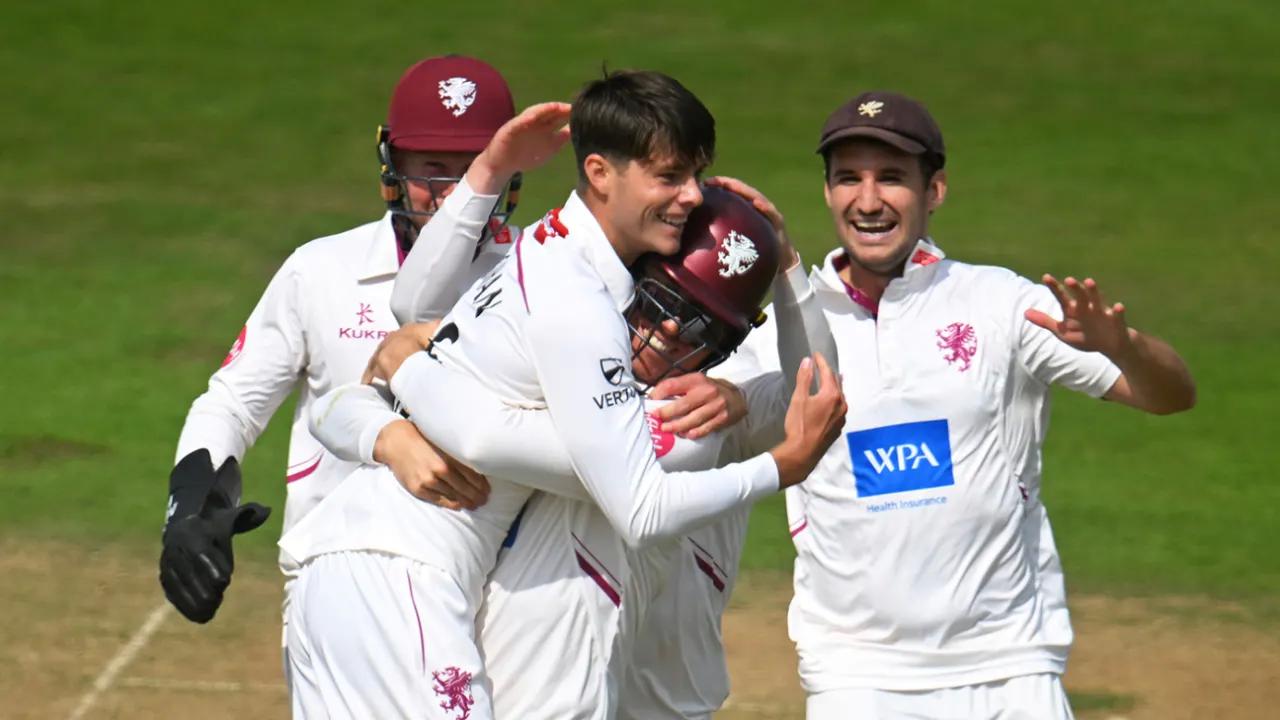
[1024,274,1132,357]
[484,102,572,177]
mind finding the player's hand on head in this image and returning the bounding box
[1025,274,1134,358]
[772,353,847,488]
[361,321,438,385]
[374,419,490,511]
[649,374,747,440]
[470,102,572,193]
[704,176,799,270]
[159,450,272,624]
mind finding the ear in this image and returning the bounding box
[583,153,614,197]
[926,169,947,213]
[823,174,834,209]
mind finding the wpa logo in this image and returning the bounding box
[846,419,954,497]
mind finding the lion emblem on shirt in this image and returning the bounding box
[438,77,477,117]
[432,666,475,719]
[717,231,759,278]
[936,322,977,372]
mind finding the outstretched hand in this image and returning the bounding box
[1024,274,1133,358]
[469,102,572,194]
[705,176,800,271]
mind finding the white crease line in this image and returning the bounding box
[67,602,170,720]
[118,677,286,693]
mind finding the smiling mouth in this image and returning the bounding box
[657,213,686,231]
[850,218,899,242]
[645,332,673,353]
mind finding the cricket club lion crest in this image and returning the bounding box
[438,77,478,117]
[717,230,759,278]
[431,666,475,719]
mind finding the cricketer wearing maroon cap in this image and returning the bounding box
[161,56,523,646]
[728,90,1196,718]
[378,55,519,256]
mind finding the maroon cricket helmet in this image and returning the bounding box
[657,185,779,333]
[627,185,780,384]
[386,55,515,153]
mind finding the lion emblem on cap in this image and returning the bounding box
[438,77,478,117]
[717,231,759,278]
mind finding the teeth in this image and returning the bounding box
[648,334,671,353]
[658,215,685,229]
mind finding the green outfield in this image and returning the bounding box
[2,0,1278,716]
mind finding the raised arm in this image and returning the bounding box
[1024,274,1195,415]
[650,176,840,440]
[391,102,572,324]
[705,176,840,389]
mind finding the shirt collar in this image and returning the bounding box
[813,238,947,313]
[555,190,635,312]
[358,212,402,282]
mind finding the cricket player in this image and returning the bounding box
[330,176,833,719]
[278,70,847,718]
[311,184,829,719]
[731,91,1196,718]
[158,55,518,627]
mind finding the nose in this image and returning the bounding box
[678,177,703,209]
[855,179,882,216]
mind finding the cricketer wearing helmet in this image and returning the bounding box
[309,184,837,719]
[278,70,846,718]
[160,55,517,632]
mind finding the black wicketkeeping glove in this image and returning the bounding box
[159,449,271,623]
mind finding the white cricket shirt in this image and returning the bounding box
[281,191,780,609]
[738,240,1122,692]
[304,181,830,719]
[175,183,510,564]
[174,214,402,547]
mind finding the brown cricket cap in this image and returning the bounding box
[816,91,945,167]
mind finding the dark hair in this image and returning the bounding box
[571,70,715,181]
[822,142,943,187]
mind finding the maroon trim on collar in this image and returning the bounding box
[832,253,880,317]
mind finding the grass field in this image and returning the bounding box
[2,1,1278,717]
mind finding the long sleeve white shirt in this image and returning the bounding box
[280,191,781,607]
[174,214,403,556]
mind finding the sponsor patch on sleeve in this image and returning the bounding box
[846,419,954,497]
[221,326,247,368]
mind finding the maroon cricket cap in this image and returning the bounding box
[816,91,945,167]
[386,55,515,153]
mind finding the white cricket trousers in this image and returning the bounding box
[805,673,1074,720]
[286,551,492,720]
